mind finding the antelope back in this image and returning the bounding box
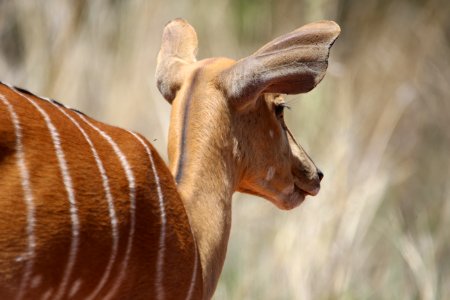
[0,83,202,299]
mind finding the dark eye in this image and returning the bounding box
[274,103,290,118]
[275,105,284,117]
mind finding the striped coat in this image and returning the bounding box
[0,82,202,299]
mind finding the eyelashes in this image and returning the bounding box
[274,102,290,118]
[279,103,291,110]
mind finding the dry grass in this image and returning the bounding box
[1,0,449,299]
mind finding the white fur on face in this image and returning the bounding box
[265,167,275,181]
[282,184,294,195]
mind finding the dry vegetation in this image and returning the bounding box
[1,0,449,299]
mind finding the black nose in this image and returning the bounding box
[317,169,324,181]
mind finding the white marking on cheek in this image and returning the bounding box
[30,274,43,288]
[69,279,82,298]
[269,130,274,139]
[282,184,294,195]
[265,167,275,181]
[233,140,239,158]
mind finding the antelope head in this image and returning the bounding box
[156,19,340,210]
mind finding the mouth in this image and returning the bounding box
[294,179,320,196]
[269,184,308,210]
[282,184,307,210]
[277,182,320,210]
[238,180,320,210]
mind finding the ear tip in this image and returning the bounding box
[317,20,341,39]
[160,17,198,60]
[163,18,196,36]
[166,18,189,27]
[326,20,341,39]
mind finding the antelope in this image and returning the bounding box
[0,18,340,299]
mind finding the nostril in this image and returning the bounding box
[317,169,324,181]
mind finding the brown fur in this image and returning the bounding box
[0,83,202,299]
[156,19,340,298]
[0,18,339,300]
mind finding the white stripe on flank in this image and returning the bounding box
[11,89,80,300]
[41,288,53,300]
[77,114,136,300]
[0,95,36,300]
[68,278,82,298]
[185,237,199,300]
[127,131,167,300]
[50,104,119,300]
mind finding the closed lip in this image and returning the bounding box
[267,183,318,210]
[239,181,319,210]
[294,180,320,197]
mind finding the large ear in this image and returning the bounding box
[156,18,198,103]
[220,21,340,109]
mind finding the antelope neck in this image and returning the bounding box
[169,69,236,299]
[176,154,234,299]
[174,68,200,184]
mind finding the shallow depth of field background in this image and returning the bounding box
[1,0,449,299]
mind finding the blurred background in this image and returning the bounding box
[1,0,449,299]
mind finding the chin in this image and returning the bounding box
[239,184,307,210]
[274,187,306,210]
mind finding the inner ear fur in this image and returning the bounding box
[156,18,198,103]
[220,20,341,109]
